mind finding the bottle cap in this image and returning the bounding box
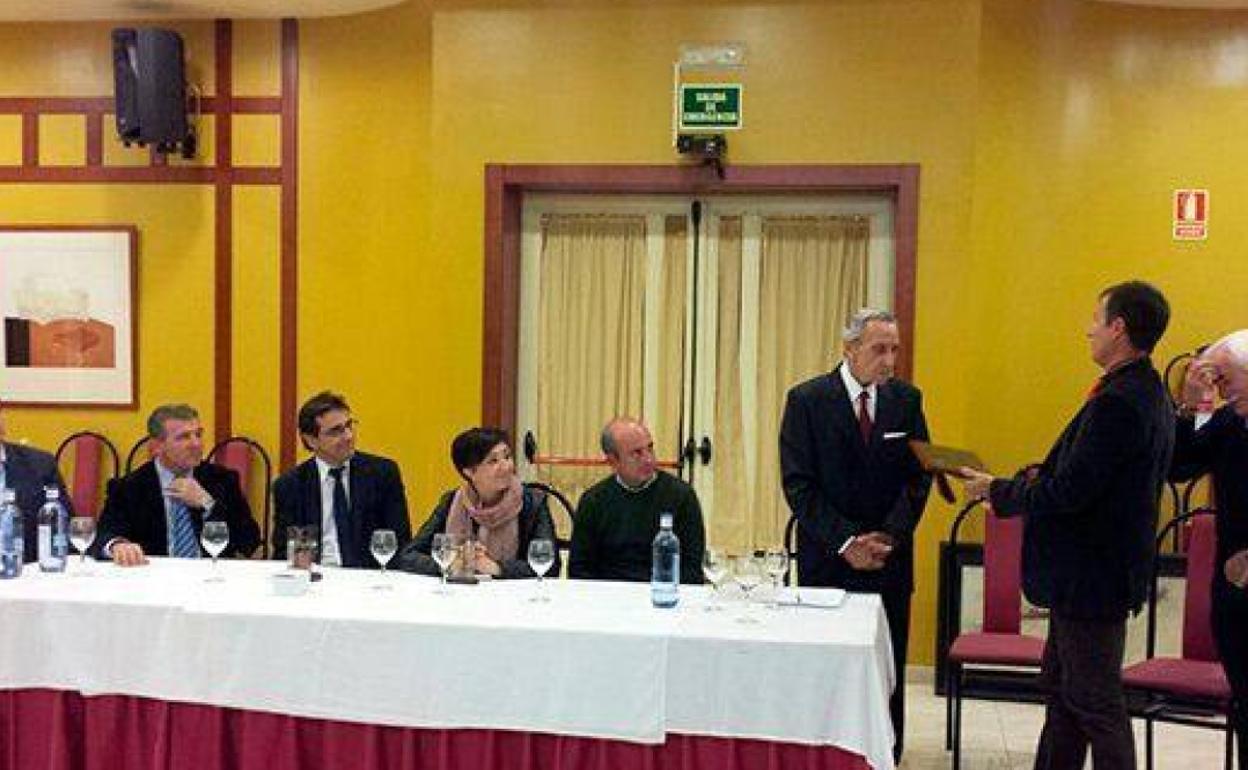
[659,512,673,528]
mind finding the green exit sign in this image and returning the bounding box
[679,84,743,130]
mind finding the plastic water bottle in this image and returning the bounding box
[651,512,680,608]
[0,488,24,579]
[37,486,69,573]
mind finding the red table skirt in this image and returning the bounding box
[0,689,872,770]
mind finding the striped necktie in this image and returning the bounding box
[169,498,199,558]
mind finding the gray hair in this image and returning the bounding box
[843,308,897,344]
[1207,330,1248,369]
[147,403,199,439]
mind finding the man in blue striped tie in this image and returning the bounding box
[96,404,260,566]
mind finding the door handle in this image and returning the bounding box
[698,436,712,465]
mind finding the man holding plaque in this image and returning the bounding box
[779,308,933,763]
[960,281,1173,770]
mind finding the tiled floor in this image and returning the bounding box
[897,670,1232,769]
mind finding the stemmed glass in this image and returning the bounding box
[69,516,96,576]
[733,554,763,624]
[370,529,398,590]
[527,539,555,603]
[763,547,790,609]
[431,533,456,595]
[201,521,229,582]
[702,547,728,611]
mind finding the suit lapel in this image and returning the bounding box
[139,462,170,553]
[827,366,872,455]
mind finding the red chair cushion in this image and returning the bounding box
[948,632,1046,666]
[1122,657,1231,703]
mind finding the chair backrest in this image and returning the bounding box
[982,510,1025,634]
[124,435,153,474]
[208,436,273,559]
[524,481,575,550]
[1181,510,1219,662]
[54,432,121,518]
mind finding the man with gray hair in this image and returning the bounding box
[780,308,933,763]
[95,403,260,566]
[1173,330,1248,769]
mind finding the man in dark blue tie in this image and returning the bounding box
[0,403,71,562]
[271,392,411,568]
[96,404,260,566]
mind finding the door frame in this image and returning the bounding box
[482,163,920,433]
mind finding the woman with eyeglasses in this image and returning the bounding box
[396,427,560,579]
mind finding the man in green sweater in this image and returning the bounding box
[569,417,705,584]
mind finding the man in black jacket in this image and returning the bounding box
[780,308,932,763]
[1172,330,1248,770]
[97,403,260,565]
[0,405,72,562]
[961,280,1174,770]
[272,391,411,568]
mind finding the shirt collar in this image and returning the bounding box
[838,361,877,404]
[154,458,186,488]
[614,472,658,494]
[315,455,351,483]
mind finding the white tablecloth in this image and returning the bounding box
[0,559,895,770]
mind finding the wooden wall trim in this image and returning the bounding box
[481,163,922,433]
[279,17,300,472]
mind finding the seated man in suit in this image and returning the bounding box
[0,403,72,562]
[96,403,260,566]
[568,417,704,584]
[272,391,411,568]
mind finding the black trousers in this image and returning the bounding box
[1214,593,1248,770]
[1033,613,1136,770]
[880,588,911,763]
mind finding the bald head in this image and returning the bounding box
[601,417,658,487]
[1202,330,1248,417]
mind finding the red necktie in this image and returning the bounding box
[858,391,873,443]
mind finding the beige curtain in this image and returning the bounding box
[708,215,870,553]
[649,215,688,466]
[535,214,647,512]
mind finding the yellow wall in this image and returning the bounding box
[5,0,1248,665]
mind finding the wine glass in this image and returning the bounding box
[431,533,456,595]
[370,529,398,590]
[763,547,790,609]
[527,538,555,603]
[200,520,229,582]
[702,547,728,612]
[69,516,96,576]
[733,554,763,624]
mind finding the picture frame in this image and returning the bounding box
[0,225,138,407]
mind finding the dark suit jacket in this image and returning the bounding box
[271,451,411,569]
[2,441,72,563]
[990,357,1174,621]
[94,460,260,559]
[779,367,933,593]
[1171,406,1248,610]
[396,485,560,579]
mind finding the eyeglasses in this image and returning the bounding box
[320,418,358,439]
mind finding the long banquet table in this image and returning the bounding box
[0,559,895,770]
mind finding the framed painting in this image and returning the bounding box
[0,226,138,407]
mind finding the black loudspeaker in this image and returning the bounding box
[112,28,194,156]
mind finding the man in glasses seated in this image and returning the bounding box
[95,403,259,566]
[272,391,411,568]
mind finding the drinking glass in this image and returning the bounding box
[763,547,790,609]
[69,516,96,576]
[431,533,456,595]
[701,547,728,612]
[370,529,398,590]
[527,538,555,603]
[201,521,229,582]
[733,554,763,624]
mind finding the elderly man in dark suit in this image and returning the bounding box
[0,404,72,562]
[961,280,1174,770]
[780,308,933,763]
[272,391,411,568]
[96,403,260,566]
[1172,330,1248,770]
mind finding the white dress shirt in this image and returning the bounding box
[316,456,351,567]
[836,362,878,556]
